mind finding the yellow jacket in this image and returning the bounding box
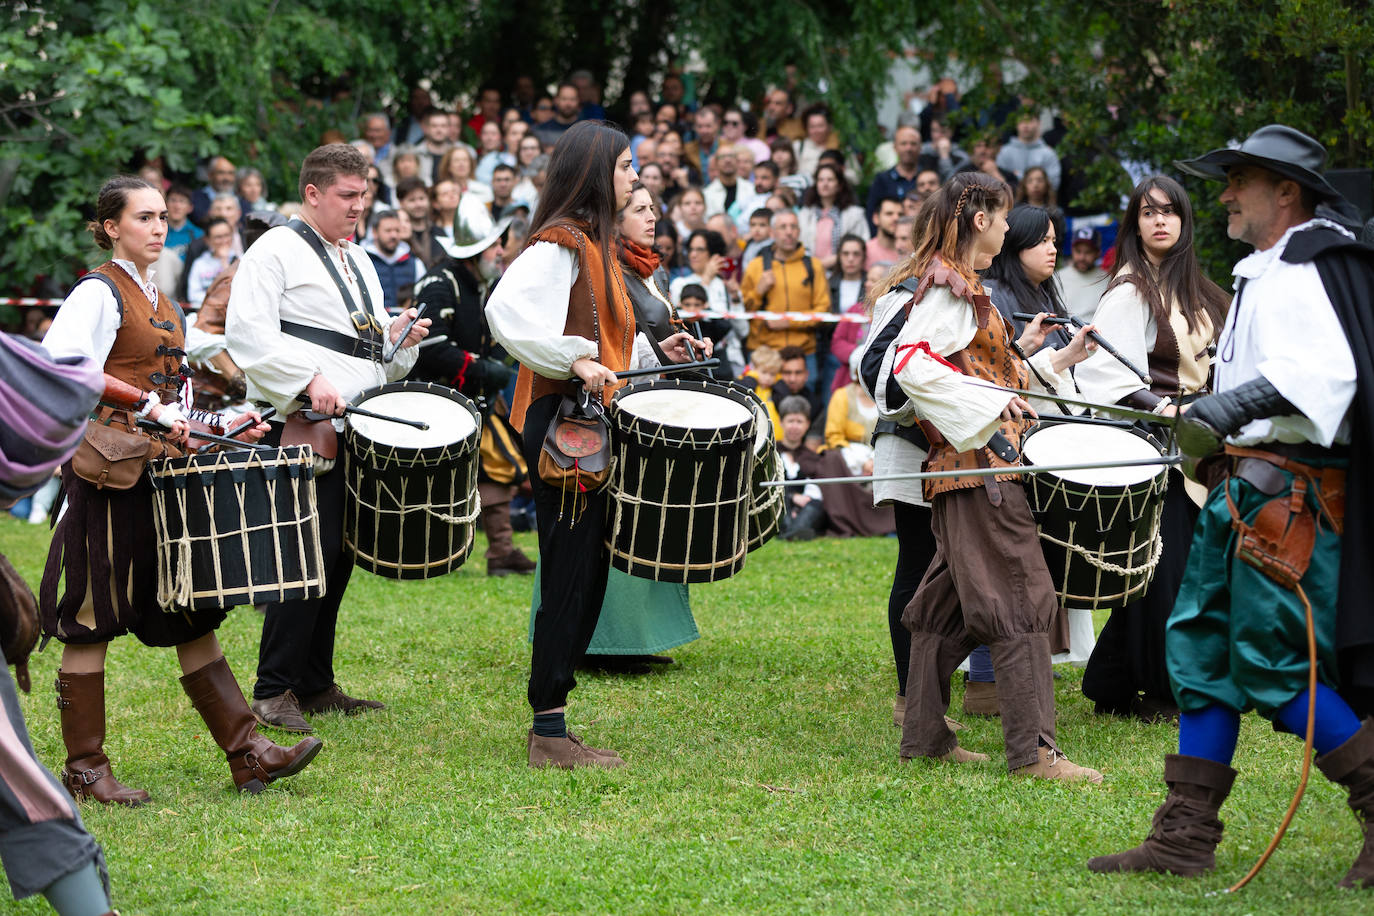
[742,245,830,354]
[824,384,877,450]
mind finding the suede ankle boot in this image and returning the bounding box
[180,657,323,794]
[55,670,150,807]
[1315,719,1374,889]
[527,730,624,769]
[1087,754,1237,875]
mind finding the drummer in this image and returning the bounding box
[486,121,705,769]
[874,171,1103,780]
[226,144,430,733]
[40,175,322,803]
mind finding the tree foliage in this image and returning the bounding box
[2,0,1371,293]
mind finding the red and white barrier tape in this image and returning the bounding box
[677,308,869,324]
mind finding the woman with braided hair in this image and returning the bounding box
[865,170,1104,779]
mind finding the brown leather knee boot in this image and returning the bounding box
[1087,754,1237,875]
[180,657,323,794]
[1315,718,1374,889]
[56,670,150,807]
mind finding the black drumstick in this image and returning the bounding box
[1011,311,1153,386]
[608,358,721,382]
[197,407,278,454]
[137,418,270,450]
[383,303,428,363]
[304,405,431,430]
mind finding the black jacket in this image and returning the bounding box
[408,258,507,403]
[1283,228,1374,703]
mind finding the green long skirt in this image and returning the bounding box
[527,564,699,655]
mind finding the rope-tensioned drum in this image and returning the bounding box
[1022,422,1170,609]
[148,445,326,612]
[607,378,757,583]
[343,381,483,580]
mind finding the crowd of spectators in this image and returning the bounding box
[10,70,1122,542]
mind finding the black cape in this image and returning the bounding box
[1282,227,1374,708]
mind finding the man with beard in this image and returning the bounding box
[409,196,533,577]
[363,209,426,315]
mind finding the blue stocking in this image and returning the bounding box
[1178,704,1241,764]
[1273,685,1362,755]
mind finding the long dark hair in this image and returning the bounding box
[983,205,1066,317]
[526,120,630,255]
[801,162,856,210]
[1111,175,1228,335]
[868,170,1011,308]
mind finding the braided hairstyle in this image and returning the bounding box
[868,170,1011,309]
[89,175,160,251]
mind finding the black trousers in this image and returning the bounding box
[254,428,355,700]
[889,500,936,696]
[521,395,611,712]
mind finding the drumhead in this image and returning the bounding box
[617,388,753,430]
[350,390,476,449]
[1022,423,1166,486]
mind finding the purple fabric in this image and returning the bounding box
[0,334,102,499]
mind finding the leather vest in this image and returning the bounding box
[92,262,185,407]
[510,223,636,433]
[918,266,1028,499]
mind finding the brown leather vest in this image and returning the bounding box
[510,223,636,433]
[93,262,185,404]
[915,264,1028,499]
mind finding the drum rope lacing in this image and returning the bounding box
[150,449,324,611]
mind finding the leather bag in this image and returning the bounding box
[539,394,611,493]
[70,419,157,489]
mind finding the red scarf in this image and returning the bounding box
[619,238,660,278]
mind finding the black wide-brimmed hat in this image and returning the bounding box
[1174,124,1344,201]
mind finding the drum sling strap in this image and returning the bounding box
[280,221,385,362]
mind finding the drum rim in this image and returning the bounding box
[344,380,482,457]
[610,376,758,442]
[1022,419,1169,491]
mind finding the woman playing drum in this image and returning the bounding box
[39,177,322,803]
[876,171,1102,780]
[486,122,704,769]
[1075,175,1228,721]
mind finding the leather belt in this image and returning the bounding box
[280,320,383,362]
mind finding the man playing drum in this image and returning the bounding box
[227,144,430,732]
[1089,125,1374,889]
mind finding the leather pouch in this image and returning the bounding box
[1228,476,1316,590]
[539,395,610,493]
[70,420,155,490]
[0,552,38,693]
[282,412,338,460]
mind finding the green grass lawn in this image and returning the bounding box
[0,513,1369,914]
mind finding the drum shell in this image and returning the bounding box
[607,378,756,583]
[148,445,325,612]
[1024,422,1168,610]
[343,381,482,580]
[721,382,782,552]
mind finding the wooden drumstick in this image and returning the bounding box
[610,359,721,382]
[1011,312,1153,386]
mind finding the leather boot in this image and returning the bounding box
[1087,754,1236,874]
[1314,718,1374,888]
[180,657,323,794]
[962,680,1000,716]
[55,670,150,807]
[527,730,624,769]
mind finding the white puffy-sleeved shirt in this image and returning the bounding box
[225,220,416,416]
[1213,219,1357,447]
[485,242,657,378]
[43,259,193,409]
[891,285,1071,453]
